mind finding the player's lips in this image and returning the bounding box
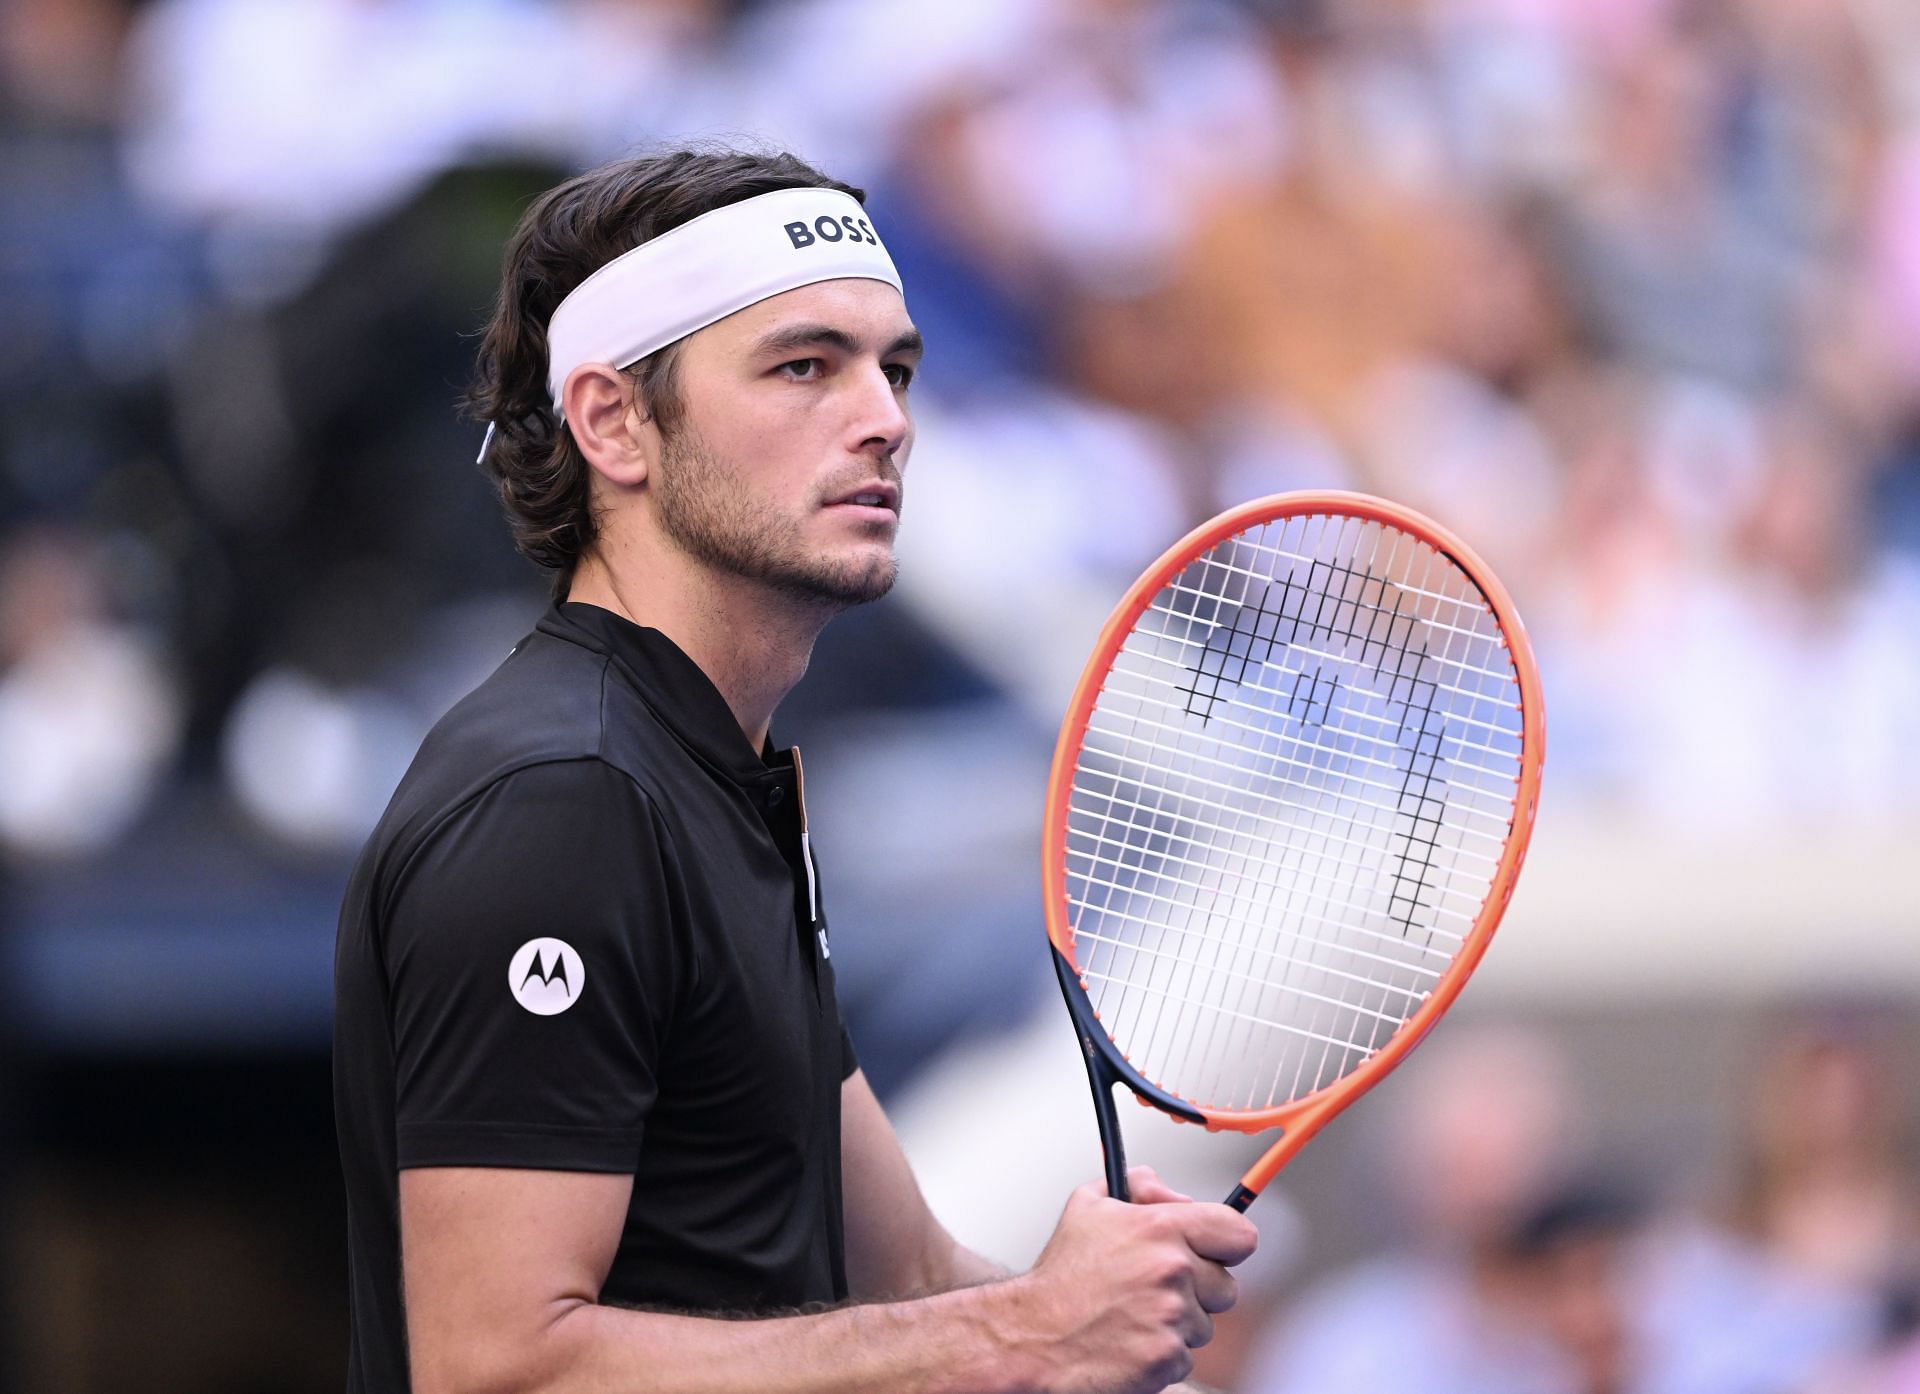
[824,480,900,516]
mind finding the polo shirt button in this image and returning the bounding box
[767,786,786,808]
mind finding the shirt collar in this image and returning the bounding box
[539,601,789,785]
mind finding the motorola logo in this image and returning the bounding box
[508,938,586,1016]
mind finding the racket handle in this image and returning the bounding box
[1054,946,1133,1201]
[1224,1183,1257,1212]
[1087,1058,1131,1202]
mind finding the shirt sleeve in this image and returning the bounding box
[383,758,686,1173]
[839,1021,859,1081]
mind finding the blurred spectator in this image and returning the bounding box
[0,529,182,859]
[122,0,730,247]
[1729,1019,1920,1307]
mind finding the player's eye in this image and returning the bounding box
[778,358,824,380]
[883,362,916,389]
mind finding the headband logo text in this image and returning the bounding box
[785,215,879,250]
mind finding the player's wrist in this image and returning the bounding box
[957,1273,1064,1394]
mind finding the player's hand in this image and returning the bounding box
[1121,1165,1192,1206]
[1001,1174,1256,1394]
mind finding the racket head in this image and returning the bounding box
[1044,492,1544,1198]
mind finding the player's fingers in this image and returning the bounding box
[1177,1302,1216,1350]
[1066,1178,1112,1212]
[1174,1204,1259,1267]
[1125,1166,1193,1204]
[1189,1258,1239,1315]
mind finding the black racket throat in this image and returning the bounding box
[1053,946,1263,1209]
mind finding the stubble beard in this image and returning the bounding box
[653,423,899,610]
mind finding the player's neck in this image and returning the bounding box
[567,550,825,753]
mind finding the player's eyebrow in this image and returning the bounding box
[884,327,925,361]
[753,323,924,361]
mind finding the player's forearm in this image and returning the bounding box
[450,1279,1049,1394]
[944,1240,1014,1290]
[847,1210,1006,1301]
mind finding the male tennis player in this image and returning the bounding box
[334,146,1255,1394]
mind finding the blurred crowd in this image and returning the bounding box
[1212,1016,1920,1394]
[1,0,1918,1389]
[4,0,1919,866]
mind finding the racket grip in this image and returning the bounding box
[1100,1101,1131,1201]
[1089,1062,1131,1201]
[1224,1183,1257,1212]
[1054,946,1134,1202]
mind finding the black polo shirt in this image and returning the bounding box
[333,601,855,1393]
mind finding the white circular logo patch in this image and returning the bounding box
[508,938,586,1016]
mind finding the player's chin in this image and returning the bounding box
[833,549,899,606]
[790,543,897,608]
[815,523,897,568]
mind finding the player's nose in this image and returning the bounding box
[847,361,909,460]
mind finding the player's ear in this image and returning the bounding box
[563,363,659,486]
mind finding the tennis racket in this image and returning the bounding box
[1045,491,1544,1212]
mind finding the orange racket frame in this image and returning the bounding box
[1043,491,1545,1211]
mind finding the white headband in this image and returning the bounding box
[543,187,904,411]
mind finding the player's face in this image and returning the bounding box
[653,278,920,609]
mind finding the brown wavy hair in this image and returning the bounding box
[468,145,863,596]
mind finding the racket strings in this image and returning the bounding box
[1062,513,1525,1114]
[1098,517,1506,1107]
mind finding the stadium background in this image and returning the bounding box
[1,0,1917,1389]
